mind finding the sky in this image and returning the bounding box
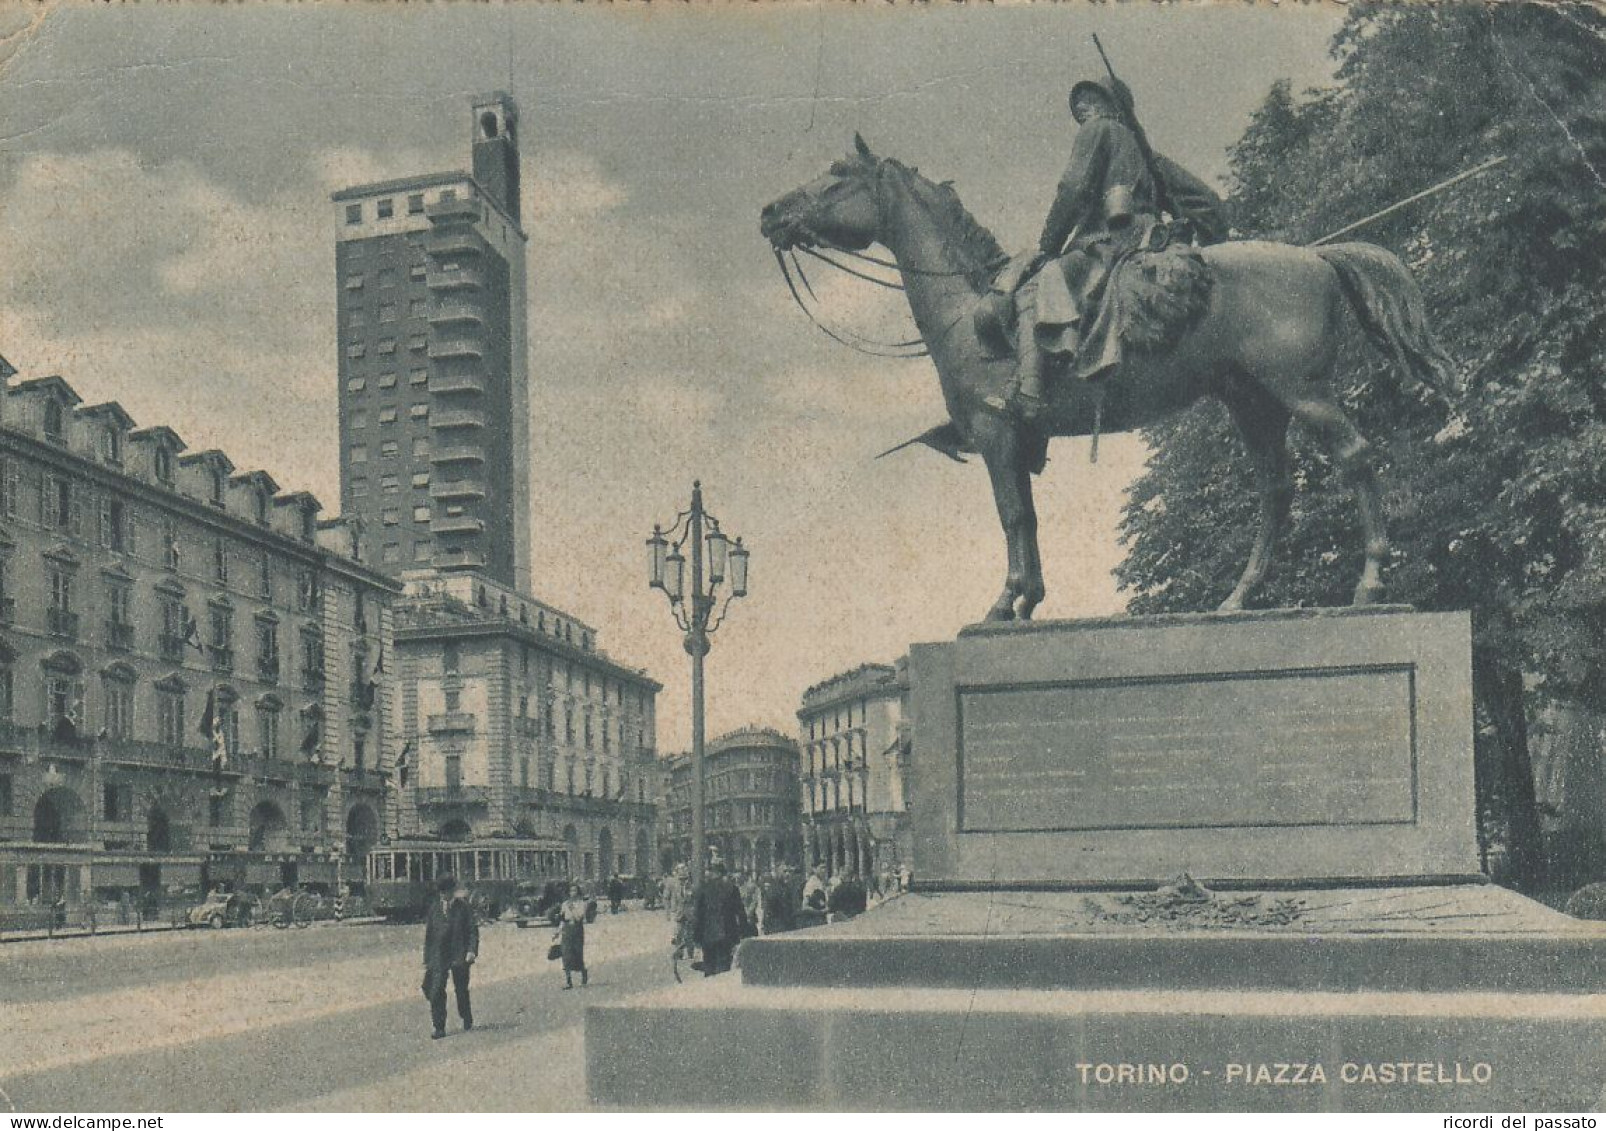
[0,2,1347,752]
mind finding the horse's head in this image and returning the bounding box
[760,133,884,253]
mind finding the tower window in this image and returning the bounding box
[480,111,499,139]
[345,204,362,225]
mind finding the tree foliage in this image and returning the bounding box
[1115,3,1606,885]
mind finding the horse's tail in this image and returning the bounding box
[1316,242,1461,397]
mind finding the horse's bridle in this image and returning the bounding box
[774,157,976,359]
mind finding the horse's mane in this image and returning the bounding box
[888,159,1010,292]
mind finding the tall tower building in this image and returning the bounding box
[332,92,530,591]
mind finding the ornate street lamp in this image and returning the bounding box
[646,481,750,887]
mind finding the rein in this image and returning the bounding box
[775,250,929,359]
[775,158,990,359]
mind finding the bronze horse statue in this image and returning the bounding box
[760,135,1458,622]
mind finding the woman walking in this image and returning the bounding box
[556,883,589,989]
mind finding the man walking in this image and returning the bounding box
[691,860,749,976]
[422,873,478,1040]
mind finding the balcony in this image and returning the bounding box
[102,738,210,771]
[431,478,486,502]
[105,621,135,652]
[302,667,325,693]
[257,655,281,683]
[431,446,485,466]
[209,645,234,673]
[432,409,487,431]
[159,634,187,663]
[426,268,485,293]
[0,719,27,754]
[239,754,294,784]
[431,515,485,537]
[425,231,485,258]
[298,761,336,785]
[46,607,79,640]
[427,712,477,735]
[428,303,484,328]
[429,372,485,397]
[416,785,490,806]
[426,197,482,223]
[430,338,483,361]
[0,596,14,624]
[41,729,93,762]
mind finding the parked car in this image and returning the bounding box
[513,881,567,928]
[187,890,257,929]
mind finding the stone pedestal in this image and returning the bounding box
[585,608,1606,1112]
[909,607,1479,887]
[587,888,1606,1111]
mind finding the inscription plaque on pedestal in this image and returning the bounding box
[909,608,1479,887]
[959,668,1416,832]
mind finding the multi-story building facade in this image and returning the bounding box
[0,367,401,914]
[392,570,660,882]
[661,726,801,876]
[333,92,531,590]
[797,661,911,881]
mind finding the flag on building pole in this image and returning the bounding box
[358,652,383,711]
[200,689,229,771]
[301,715,322,763]
[183,609,205,653]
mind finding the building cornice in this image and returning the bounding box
[332,170,526,241]
[0,426,400,594]
[798,663,900,718]
[394,617,662,693]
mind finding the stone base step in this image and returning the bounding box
[586,980,1606,1112]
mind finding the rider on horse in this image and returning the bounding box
[993,76,1227,421]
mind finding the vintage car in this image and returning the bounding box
[187,890,257,929]
[513,880,567,928]
[512,881,598,927]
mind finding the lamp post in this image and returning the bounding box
[647,481,750,888]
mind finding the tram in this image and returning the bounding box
[365,837,570,921]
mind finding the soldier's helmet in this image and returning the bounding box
[1069,77,1135,121]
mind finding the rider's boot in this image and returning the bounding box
[986,330,1049,422]
[1013,330,1048,422]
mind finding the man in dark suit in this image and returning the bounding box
[827,867,868,921]
[422,873,479,1039]
[691,860,749,976]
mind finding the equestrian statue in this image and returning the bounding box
[759,68,1459,625]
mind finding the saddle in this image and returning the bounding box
[974,225,1212,368]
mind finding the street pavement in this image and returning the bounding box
[0,906,680,1112]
